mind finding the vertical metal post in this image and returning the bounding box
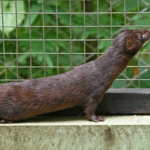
[42,0,46,77]
[56,0,59,74]
[15,0,18,81]
[69,0,73,69]
[83,0,86,64]
[1,0,7,83]
[97,0,100,57]
[137,0,141,88]
[28,0,32,79]
[110,0,113,45]
[124,0,127,88]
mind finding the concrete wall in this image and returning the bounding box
[0,115,150,150]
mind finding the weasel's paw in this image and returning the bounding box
[88,115,104,122]
[0,119,12,124]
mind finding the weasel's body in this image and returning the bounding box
[0,29,150,123]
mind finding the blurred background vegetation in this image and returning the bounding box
[0,0,150,88]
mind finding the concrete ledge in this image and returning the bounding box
[1,115,150,150]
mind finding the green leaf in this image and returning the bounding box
[31,41,43,53]
[18,54,29,63]
[0,1,25,37]
[24,4,41,26]
[58,55,70,66]
[58,14,70,26]
[72,15,84,26]
[139,19,150,25]
[37,55,43,62]
[99,40,111,53]
[45,55,53,66]
[112,80,125,88]
[132,14,138,21]
[141,43,150,52]
[45,41,57,52]
[99,41,106,49]
[44,1,56,12]
[57,1,69,12]
[72,55,84,66]
[99,14,110,25]
[81,28,97,39]
[45,28,57,39]
[126,0,138,11]
[98,1,110,12]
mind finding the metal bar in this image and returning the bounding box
[0,66,72,68]
[97,0,100,57]
[110,0,113,45]
[0,39,112,41]
[2,12,150,15]
[28,0,32,79]
[0,79,149,82]
[42,0,46,77]
[137,0,140,88]
[1,0,7,83]
[0,52,150,55]
[69,0,73,69]
[15,0,19,81]
[56,0,59,74]
[1,25,150,28]
[83,0,86,64]
[124,0,127,88]
[0,66,150,68]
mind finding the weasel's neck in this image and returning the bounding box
[94,45,133,81]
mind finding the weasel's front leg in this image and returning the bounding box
[84,97,104,122]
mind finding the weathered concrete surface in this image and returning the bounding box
[0,115,150,150]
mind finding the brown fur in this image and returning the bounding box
[0,29,150,123]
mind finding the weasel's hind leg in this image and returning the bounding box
[0,119,12,124]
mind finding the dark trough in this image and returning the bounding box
[46,88,150,116]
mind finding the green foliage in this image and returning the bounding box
[0,1,25,37]
[0,0,150,88]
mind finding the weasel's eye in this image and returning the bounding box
[139,34,144,39]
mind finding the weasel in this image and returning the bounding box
[0,29,150,123]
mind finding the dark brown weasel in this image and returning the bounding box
[0,29,150,123]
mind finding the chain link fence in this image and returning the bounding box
[0,0,150,88]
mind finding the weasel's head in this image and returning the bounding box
[113,29,150,55]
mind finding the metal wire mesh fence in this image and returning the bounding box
[0,0,150,88]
